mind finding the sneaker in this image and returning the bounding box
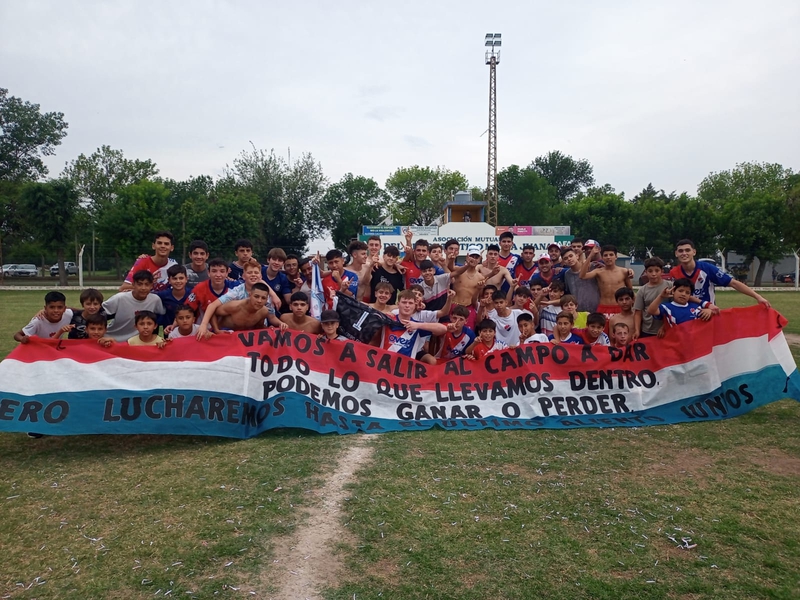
[26,432,44,439]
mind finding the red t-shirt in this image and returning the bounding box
[125,256,177,292]
[187,280,240,315]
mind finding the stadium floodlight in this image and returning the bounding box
[485,33,493,47]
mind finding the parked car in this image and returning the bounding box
[1,264,12,276]
[777,272,796,283]
[7,264,38,277]
[50,261,79,276]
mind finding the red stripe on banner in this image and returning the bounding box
[3,307,789,387]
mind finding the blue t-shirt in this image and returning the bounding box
[156,288,193,327]
[668,262,732,304]
[263,269,292,312]
[656,301,711,326]
[548,332,583,344]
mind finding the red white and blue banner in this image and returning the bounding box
[0,307,798,437]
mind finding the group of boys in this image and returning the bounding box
[15,231,770,364]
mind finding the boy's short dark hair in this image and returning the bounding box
[85,312,107,327]
[499,231,514,241]
[383,245,400,257]
[429,243,442,252]
[375,282,394,293]
[560,248,575,259]
[208,257,228,269]
[251,282,270,294]
[419,260,435,271]
[486,243,500,253]
[413,239,430,249]
[154,231,175,244]
[285,253,299,263]
[514,286,532,298]
[132,270,154,284]
[549,280,565,293]
[483,284,498,294]
[451,305,470,318]
[167,264,187,278]
[601,244,617,254]
[267,248,287,261]
[560,294,577,307]
[326,249,343,261]
[189,240,208,253]
[444,239,460,249]
[409,284,425,295]
[516,312,533,324]
[44,291,66,305]
[586,312,606,327]
[522,244,535,252]
[491,290,506,302]
[175,304,195,316]
[79,288,103,304]
[367,235,381,243]
[476,319,496,332]
[615,287,634,300]
[290,291,309,303]
[644,257,665,270]
[134,310,158,324]
[672,278,693,292]
[556,311,575,323]
[675,239,695,250]
[234,239,253,251]
[571,237,583,245]
[348,240,367,253]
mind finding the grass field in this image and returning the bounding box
[1,290,798,599]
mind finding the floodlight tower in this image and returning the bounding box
[485,33,501,227]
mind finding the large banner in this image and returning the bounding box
[0,307,798,437]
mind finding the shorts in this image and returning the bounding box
[451,303,477,331]
[597,303,621,333]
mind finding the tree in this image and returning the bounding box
[698,162,794,285]
[497,165,560,226]
[320,174,389,249]
[224,147,326,255]
[561,185,634,252]
[18,179,81,285]
[62,145,158,214]
[385,166,469,226]
[0,88,68,182]
[161,175,215,260]
[531,150,594,203]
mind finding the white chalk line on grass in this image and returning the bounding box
[264,435,375,600]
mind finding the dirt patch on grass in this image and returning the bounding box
[262,435,375,599]
[641,448,714,478]
[747,448,800,477]
[783,333,800,346]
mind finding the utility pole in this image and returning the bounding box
[484,33,501,227]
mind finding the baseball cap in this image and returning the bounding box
[585,239,599,248]
[320,310,340,323]
[537,252,551,262]
[467,244,482,256]
[527,333,549,343]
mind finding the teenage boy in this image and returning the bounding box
[196,259,278,335]
[168,305,201,339]
[228,239,255,282]
[633,257,672,339]
[497,231,520,272]
[486,290,526,347]
[14,291,74,343]
[322,249,359,309]
[418,259,452,312]
[370,282,398,315]
[370,245,404,303]
[444,239,461,265]
[104,270,165,341]
[511,285,535,315]
[429,243,448,273]
[530,252,564,289]
[184,240,210,286]
[548,312,583,345]
[280,292,323,334]
[608,287,635,336]
[186,258,242,321]
[448,245,486,330]
[366,235,382,262]
[514,245,538,288]
[436,305,476,362]
[299,257,313,295]
[347,240,374,302]
[670,239,770,307]
[466,319,508,360]
[68,288,104,339]
[319,310,349,342]
[579,244,633,319]
[381,290,448,364]
[647,277,719,328]
[400,228,444,289]
[284,254,303,293]
[199,282,285,337]
[534,280,565,336]
[484,244,516,294]
[128,311,168,348]
[547,243,563,269]
[120,231,177,292]
[263,247,292,310]
[561,247,600,313]
[157,264,192,327]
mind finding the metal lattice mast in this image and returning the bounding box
[485,33,501,226]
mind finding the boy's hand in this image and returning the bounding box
[631,329,640,342]
[156,338,169,349]
[660,286,673,299]
[404,228,413,244]
[196,329,213,341]
[164,324,175,335]
[277,322,289,332]
[55,324,74,336]
[18,334,30,344]
[697,308,714,321]
[97,336,115,347]
[396,263,407,275]
[589,246,600,259]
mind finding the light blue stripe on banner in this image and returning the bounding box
[0,366,797,437]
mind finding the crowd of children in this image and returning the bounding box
[14,231,771,362]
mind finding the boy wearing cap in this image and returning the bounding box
[547,243,563,270]
[530,252,565,289]
[319,310,349,341]
[448,245,486,330]
[579,244,633,320]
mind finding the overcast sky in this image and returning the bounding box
[2,0,798,203]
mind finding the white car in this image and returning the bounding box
[7,264,38,277]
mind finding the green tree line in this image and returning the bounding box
[1,88,798,285]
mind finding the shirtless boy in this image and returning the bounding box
[280,291,322,334]
[448,244,487,330]
[198,283,284,338]
[370,282,398,315]
[578,244,632,319]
